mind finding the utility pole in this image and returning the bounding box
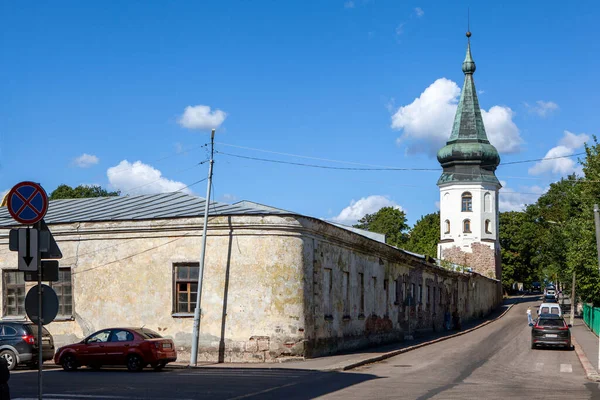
[570,271,575,327]
[593,204,600,370]
[190,129,215,367]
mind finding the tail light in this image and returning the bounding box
[22,335,35,345]
[558,325,569,331]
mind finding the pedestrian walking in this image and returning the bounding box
[527,307,533,326]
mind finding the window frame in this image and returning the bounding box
[485,219,492,234]
[50,267,73,318]
[444,220,450,234]
[461,192,473,212]
[3,270,25,317]
[173,263,200,316]
[463,219,472,233]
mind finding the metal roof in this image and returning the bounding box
[0,192,291,227]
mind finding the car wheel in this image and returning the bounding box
[0,350,17,371]
[530,342,536,350]
[127,355,144,372]
[153,362,167,371]
[61,354,78,372]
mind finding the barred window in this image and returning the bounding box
[173,264,199,314]
[3,271,25,316]
[51,268,73,317]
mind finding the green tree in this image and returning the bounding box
[403,212,440,258]
[353,207,409,247]
[50,184,120,200]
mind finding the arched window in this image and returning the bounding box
[484,193,491,212]
[485,219,492,234]
[463,219,471,233]
[461,192,472,212]
[444,220,450,234]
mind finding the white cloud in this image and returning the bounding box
[528,131,589,176]
[331,195,402,226]
[178,105,227,130]
[526,100,559,117]
[499,180,546,212]
[221,193,238,202]
[72,153,99,168]
[478,90,485,95]
[107,160,191,195]
[415,7,424,17]
[395,23,405,36]
[344,1,355,8]
[391,78,523,155]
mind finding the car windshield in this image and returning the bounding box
[135,329,162,339]
[538,319,565,327]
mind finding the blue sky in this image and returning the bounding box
[1,1,599,226]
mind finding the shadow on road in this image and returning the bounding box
[10,366,381,400]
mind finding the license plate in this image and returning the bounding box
[546,334,558,338]
[163,343,172,348]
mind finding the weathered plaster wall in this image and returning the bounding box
[0,214,501,363]
[296,219,502,358]
[0,215,308,363]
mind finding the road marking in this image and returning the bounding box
[535,362,544,371]
[227,382,299,400]
[560,363,573,373]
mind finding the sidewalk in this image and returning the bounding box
[569,313,600,380]
[170,296,522,372]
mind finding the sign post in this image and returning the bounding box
[6,182,50,400]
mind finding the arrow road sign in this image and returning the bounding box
[7,181,48,225]
[18,228,39,272]
[9,220,63,260]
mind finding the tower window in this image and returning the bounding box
[444,220,450,234]
[461,192,472,212]
[463,219,472,233]
[485,219,492,234]
[484,193,491,212]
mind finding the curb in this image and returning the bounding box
[340,295,524,371]
[572,335,600,382]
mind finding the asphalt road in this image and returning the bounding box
[10,296,599,400]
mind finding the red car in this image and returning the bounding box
[54,327,177,372]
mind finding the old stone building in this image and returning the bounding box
[437,32,502,280]
[0,192,501,362]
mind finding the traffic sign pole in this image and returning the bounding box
[36,221,43,400]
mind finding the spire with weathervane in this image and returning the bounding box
[437,31,501,187]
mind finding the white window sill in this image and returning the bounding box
[172,313,194,318]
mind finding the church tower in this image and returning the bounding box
[437,31,501,280]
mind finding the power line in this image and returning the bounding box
[215,151,438,171]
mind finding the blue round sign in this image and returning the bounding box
[7,181,48,224]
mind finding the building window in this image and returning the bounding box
[426,285,431,305]
[51,268,73,317]
[359,273,365,315]
[3,271,25,316]
[342,272,350,316]
[394,279,401,305]
[485,219,492,234]
[484,192,491,212]
[324,268,332,317]
[418,284,423,304]
[372,277,377,314]
[173,263,199,314]
[461,192,472,212]
[444,220,450,234]
[463,219,472,233]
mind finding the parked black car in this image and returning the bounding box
[531,282,541,293]
[531,314,572,350]
[0,321,55,370]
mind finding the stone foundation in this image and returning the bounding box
[441,242,498,279]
